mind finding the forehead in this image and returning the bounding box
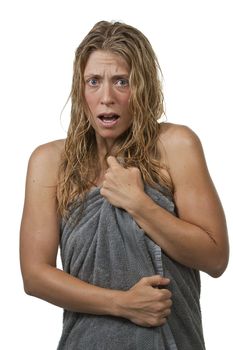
[84,50,130,75]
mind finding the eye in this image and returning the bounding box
[115,79,129,87]
[87,78,99,87]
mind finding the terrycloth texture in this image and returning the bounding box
[58,186,206,350]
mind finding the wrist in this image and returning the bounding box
[110,290,128,318]
[125,190,149,216]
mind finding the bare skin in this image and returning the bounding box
[20,51,229,328]
[101,124,229,276]
[20,123,229,328]
[20,134,173,327]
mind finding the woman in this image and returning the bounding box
[20,21,229,349]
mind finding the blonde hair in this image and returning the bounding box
[57,20,172,217]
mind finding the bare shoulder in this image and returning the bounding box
[158,122,201,149]
[27,139,65,185]
[30,139,65,161]
[157,122,207,184]
[158,122,203,163]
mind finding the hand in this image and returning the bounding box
[100,156,145,210]
[117,275,172,327]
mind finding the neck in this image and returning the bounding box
[93,136,116,186]
[96,136,116,161]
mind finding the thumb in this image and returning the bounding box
[106,156,122,168]
[144,275,170,287]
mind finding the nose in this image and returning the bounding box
[100,82,115,106]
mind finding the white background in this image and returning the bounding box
[0,0,232,349]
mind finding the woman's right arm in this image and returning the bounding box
[20,141,172,327]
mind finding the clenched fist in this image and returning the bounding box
[116,275,172,327]
[100,156,145,210]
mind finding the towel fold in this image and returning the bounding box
[58,186,205,350]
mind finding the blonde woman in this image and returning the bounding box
[20,21,229,349]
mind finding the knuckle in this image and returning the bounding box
[160,318,167,326]
[157,290,166,300]
[168,299,173,307]
[147,317,158,327]
[100,187,106,196]
[162,289,172,299]
[104,172,111,179]
[140,276,147,284]
[157,302,165,312]
[131,167,140,174]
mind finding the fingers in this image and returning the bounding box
[140,275,172,301]
[141,275,170,288]
[106,156,122,168]
[125,275,172,328]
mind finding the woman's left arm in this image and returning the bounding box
[101,125,229,277]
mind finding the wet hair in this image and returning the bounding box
[57,20,172,217]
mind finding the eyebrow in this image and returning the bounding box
[84,74,129,79]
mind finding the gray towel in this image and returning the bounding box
[58,186,205,350]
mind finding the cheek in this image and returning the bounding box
[120,93,130,109]
[126,90,131,105]
[84,92,96,111]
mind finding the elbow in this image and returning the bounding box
[204,233,229,278]
[22,264,54,297]
[22,266,46,297]
[23,275,38,296]
[209,265,228,278]
[209,268,225,279]
[24,286,34,296]
[207,253,229,278]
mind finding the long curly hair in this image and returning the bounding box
[57,20,173,217]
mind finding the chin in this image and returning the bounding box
[95,129,127,148]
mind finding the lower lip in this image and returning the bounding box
[97,118,119,128]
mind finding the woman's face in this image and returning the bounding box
[84,50,132,149]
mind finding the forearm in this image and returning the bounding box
[127,192,222,276]
[24,264,123,316]
[23,265,172,328]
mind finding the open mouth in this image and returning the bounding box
[97,114,120,123]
